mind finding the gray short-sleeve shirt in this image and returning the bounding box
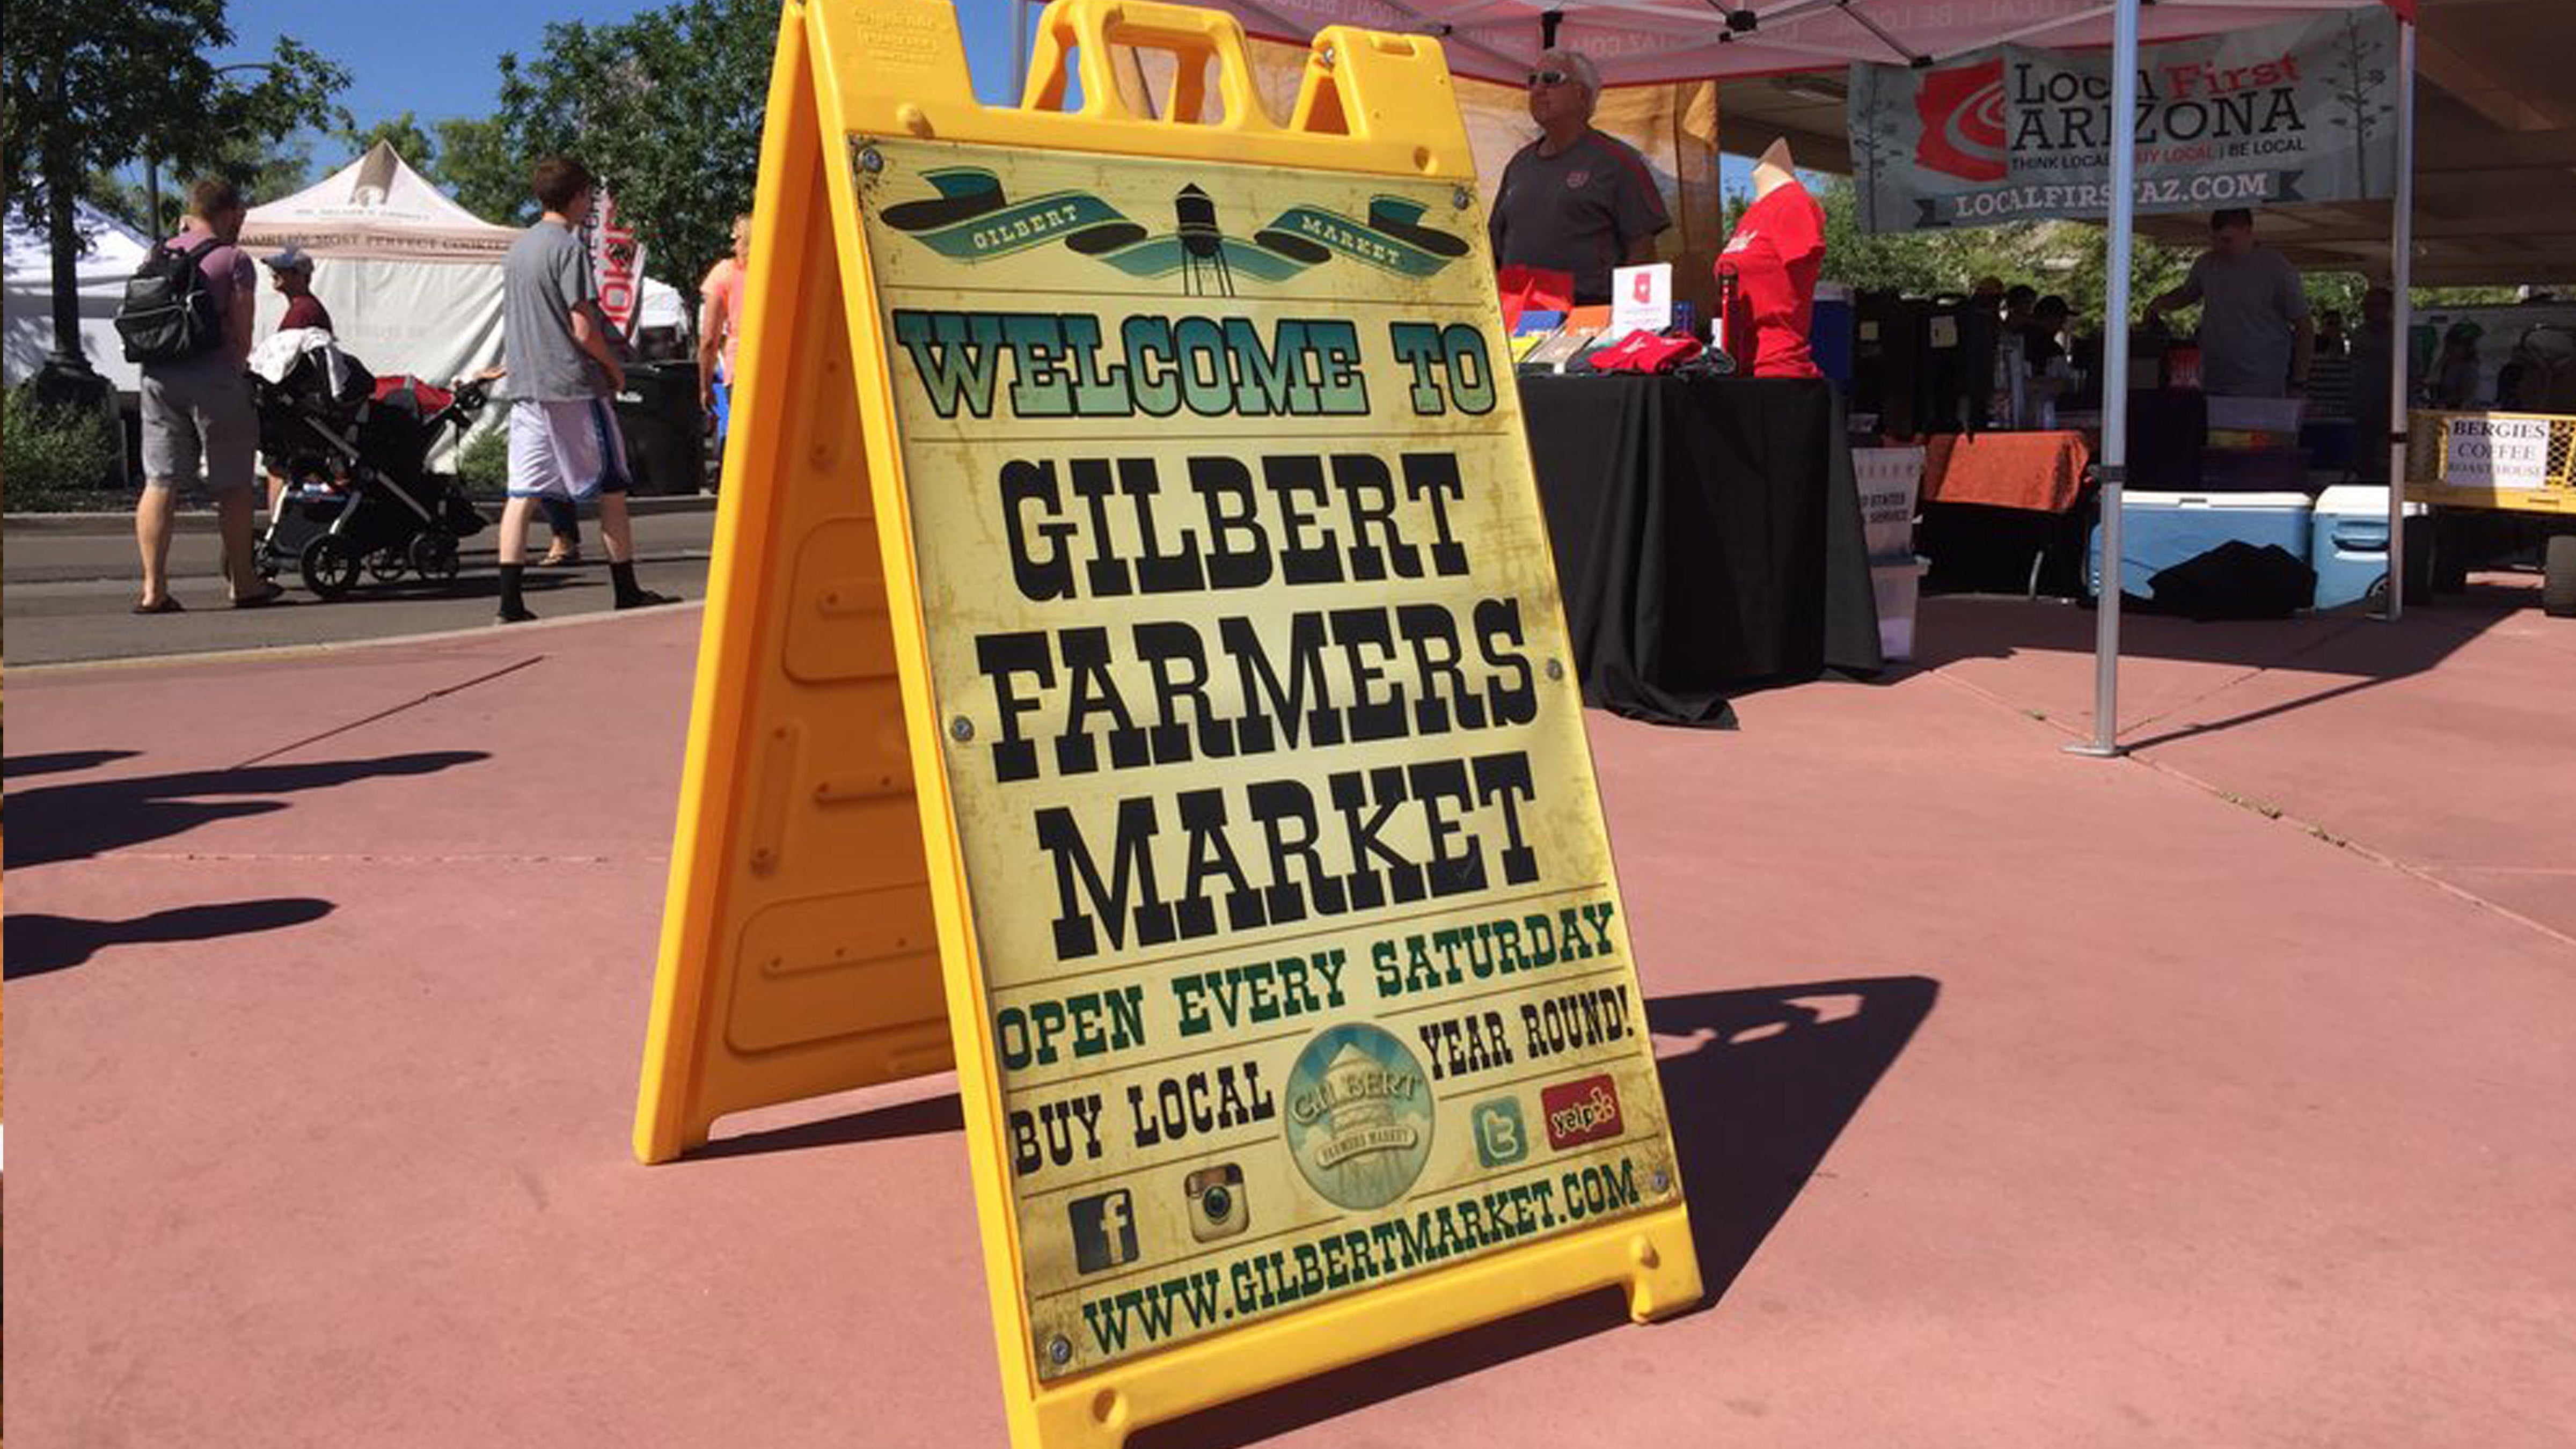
[504,220,609,400]
[1488,129,1670,306]
[2183,246,2309,398]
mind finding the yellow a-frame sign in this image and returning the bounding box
[634,2,1702,1441]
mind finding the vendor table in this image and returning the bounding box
[1921,430,2092,512]
[1520,375,1883,725]
[1914,429,2099,598]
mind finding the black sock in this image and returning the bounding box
[500,562,526,611]
[610,560,640,603]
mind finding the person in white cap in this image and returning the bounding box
[264,246,333,334]
[261,246,335,516]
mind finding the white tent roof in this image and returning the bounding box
[244,141,516,261]
[1209,0,2400,87]
[2,201,154,387]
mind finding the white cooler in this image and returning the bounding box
[2310,485,2427,610]
[2088,491,2313,601]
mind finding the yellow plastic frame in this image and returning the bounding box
[633,3,1702,1443]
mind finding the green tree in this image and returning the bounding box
[338,110,440,170]
[84,133,314,235]
[2,0,346,374]
[435,115,530,225]
[494,0,771,291]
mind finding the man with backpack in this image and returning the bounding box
[125,177,281,612]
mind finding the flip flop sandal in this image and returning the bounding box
[132,597,185,615]
[232,583,288,609]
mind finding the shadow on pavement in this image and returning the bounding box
[2,750,488,869]
[4,898,335,979]
[1649,975,1940,1300]
[2,749,139,780]
[689,1092,968,1160]
[1131,975,1938,1448]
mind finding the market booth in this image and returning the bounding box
[241,143,699,482]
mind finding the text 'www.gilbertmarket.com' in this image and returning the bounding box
[1077,1157,1644,1355]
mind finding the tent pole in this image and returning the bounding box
[2381,14,2417,624]
[1013,0,1031,90]
[2069,0,2143,759]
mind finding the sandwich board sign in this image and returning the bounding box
[631,1,1702,1441]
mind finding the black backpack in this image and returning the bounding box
[115,236,228,364]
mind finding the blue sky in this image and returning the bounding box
[223,0,1035,131]
[224,1,1750,190]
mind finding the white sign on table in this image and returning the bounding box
[2445,416,2551,489]
[1611,262,1673,342]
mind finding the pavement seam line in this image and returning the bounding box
[229,656,548,770]
[2123,750,2576,955]
[2113,616,2371,738]
[1921,658,2576,956]
[6,599,705,677]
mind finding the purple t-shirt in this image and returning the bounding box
[163,228,256,332]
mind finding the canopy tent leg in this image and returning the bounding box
[2069,0,2144,760]
[2381,14,2418,623]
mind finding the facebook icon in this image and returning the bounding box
[1069,1188,1139,1274]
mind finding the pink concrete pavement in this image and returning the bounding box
[5,591,2572,1447]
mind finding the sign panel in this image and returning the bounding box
[2406,409,2576,516]
[586,188,647,338]
[2443,415,2551,489]
[857,136,1689,1378]
[1611,262,1673,341]
[1849,9,2402,232]
[636,2,1701,1441]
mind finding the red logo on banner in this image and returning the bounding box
[1541,1074,1625,1151]
[586,189,647,338]
[1915,60,2009,182]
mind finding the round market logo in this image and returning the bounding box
[1915,60,2009,182]
[1282,1024,1434,1210]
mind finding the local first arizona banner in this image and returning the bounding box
[1849,7,2401,232]
[858,137,1688,1381]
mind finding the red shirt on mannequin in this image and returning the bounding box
[1716,181,1826,378]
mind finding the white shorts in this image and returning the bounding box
[506,397,632,500]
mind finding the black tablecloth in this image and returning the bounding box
[1520,375,1884,725]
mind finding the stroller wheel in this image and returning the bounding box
[254,543,281,580]
[367,548,409,583]
[300,536,362,600]
[408,530,462,583]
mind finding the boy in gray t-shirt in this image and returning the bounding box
[492,156,670,623]
[2148,209,2314,399]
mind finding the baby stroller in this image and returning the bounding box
[254,340,493,599]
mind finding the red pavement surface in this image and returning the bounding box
[5,586,2573,1447]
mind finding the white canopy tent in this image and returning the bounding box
[240,142,689,460]
[241,142,518,409]
[3,201,153,390]
[1139,0,2425,753]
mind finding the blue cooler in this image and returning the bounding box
[2310,485,2426,609]
[1811,283,1855,387]
[2089,490,2313,600]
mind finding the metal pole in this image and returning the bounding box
[2069,0,2143,759]
[2382,16,2417,623]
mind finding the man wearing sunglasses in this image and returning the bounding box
[1488,49,1669,307]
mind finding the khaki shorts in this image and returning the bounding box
[141,354,257,493]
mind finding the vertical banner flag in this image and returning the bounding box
[631,1,1702,1444]
[586,187,647,337]
[1849,8,2401,231]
